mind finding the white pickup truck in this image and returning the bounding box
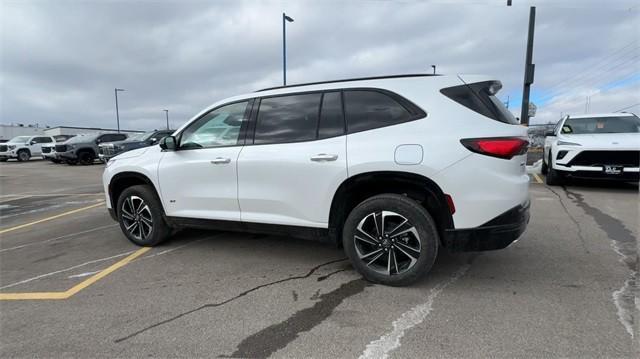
[0,135,55,162]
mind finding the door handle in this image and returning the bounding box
[310,153,338,162]
[210,157,231,164]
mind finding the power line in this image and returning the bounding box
[613,102,640,112]
[538,48,639,102]
[541,40,638,94]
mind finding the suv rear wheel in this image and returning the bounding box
[116,185,172,246]
[342,194,439,286]
[17,150,30,162]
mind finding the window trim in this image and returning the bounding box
[175,99,254,151]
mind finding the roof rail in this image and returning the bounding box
[256,73,440,92]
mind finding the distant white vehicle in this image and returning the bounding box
[542,113,640,185]
[0,135,55,162]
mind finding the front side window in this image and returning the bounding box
[344,90,414,133]
[34,137,52,143]
[254,93,322,145]
[180,101,248,149]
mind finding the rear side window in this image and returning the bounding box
[344,90,420,134]
[440,81,517,124]
[255,93,322,144]
[318,92,345,139]
[35,137,52,143]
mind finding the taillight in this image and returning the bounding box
[460,137,529,160]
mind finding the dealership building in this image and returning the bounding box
[0,124,143,141]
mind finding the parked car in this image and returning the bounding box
[99,130,174,162]
[542,113,640,185]
[102,74,530,286]
[0,135,54,162]
[42,135,76,163]
[57,133,128,165]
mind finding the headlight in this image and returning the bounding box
[68,144,76,150]
[116,145,125,151]
[557,140,581,146]
[8,145,16,150]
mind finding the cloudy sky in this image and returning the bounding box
[1,0,638,130]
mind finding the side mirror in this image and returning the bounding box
[30,140,37,145]
[149,138,157,144]
[544,129,555,137]
[160,136,177,151]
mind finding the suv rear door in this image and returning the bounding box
[237,91,347,227]
[31,136,53,155]
[158,100,250,221]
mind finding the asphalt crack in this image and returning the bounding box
[545,186,590,253]
[562,186,637,338]
[223,278,368,358]
[114,257,347,343]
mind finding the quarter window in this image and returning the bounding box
[344,90,414,133]
[318,92,345,139]
[180,101,248,149]
[254,93,322,145]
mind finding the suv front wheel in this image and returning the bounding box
[342,194,439,286]
[116,185,172,246]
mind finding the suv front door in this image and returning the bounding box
[237,92,347,227]
[158,101,250,221]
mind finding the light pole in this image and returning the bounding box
[162,109,169,130]
[282,12,294,86]
[114,88,125,133]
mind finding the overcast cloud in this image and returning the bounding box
[1,0,639,130]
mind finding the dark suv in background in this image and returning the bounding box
[57,133,128,165]
[98,130,174,162]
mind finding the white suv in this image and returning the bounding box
[542,113,640,185]
[103,74,530,285]
[0,135,55,162]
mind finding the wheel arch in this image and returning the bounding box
[109,171,163,216]
[328,171,454,247]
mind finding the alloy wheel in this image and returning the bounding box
[121,195,153,240]
[354,211,421,276]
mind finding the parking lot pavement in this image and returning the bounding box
[1,161,638,358]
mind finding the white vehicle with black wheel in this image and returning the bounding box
[103,74,530,286]
[542,113,640,185]
[0,135,54,162]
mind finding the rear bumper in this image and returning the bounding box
[443,200,530,252]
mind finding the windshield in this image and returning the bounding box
[9,136,31,143]
[562,115,640,134]
[125,131,154,142]
[67,134,99,143]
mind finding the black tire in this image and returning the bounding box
[0,158,7,162]
[342,194,439,286]
[51,159,61,164]
[545,154,565,186]
[541,156,548,175]
[17,150,30,162]
[78,151,94,165]
[116,184,172,246]
[66,160,77,165]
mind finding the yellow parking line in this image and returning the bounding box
[0,247,150,300]
[532,173,544,184]
[0,202,105,235]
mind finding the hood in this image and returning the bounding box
[111,146,150,160]
[559,133,640,150]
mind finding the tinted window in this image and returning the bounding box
[113,134,127,141]
[180,101,248,149]
[35,137,52,143]
[255,93,322,144]
[440,81,517,125]
[344,90,413,133]
[318,92,345,139]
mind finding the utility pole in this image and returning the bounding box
[163,109,169,130]
[520,6,536,126]
[282,13,294,86]
[431,65,436,75]
[114,88,125,133]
